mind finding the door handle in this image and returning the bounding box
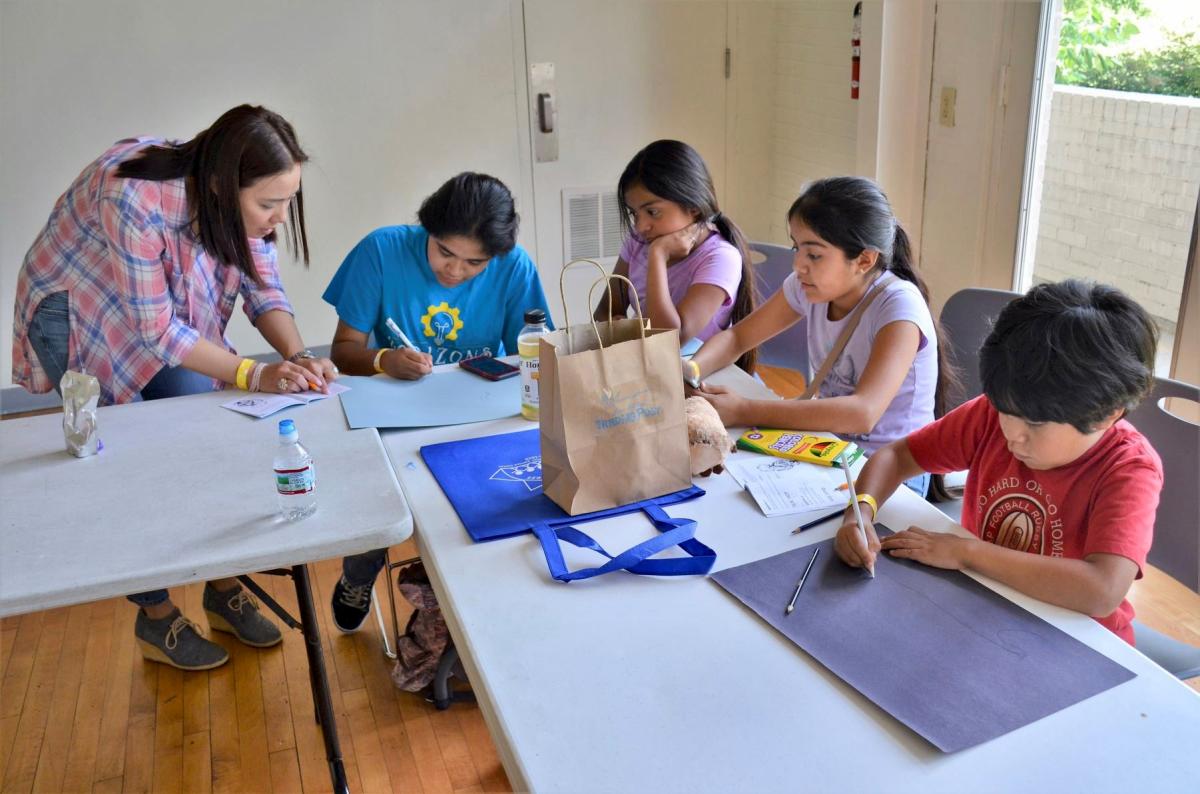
[530,62,557,163]
[537,92,555,133]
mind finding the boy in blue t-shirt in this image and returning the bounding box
[323,172,553,631]
[323,172,552,377]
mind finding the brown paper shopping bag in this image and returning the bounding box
[539,261,691,515]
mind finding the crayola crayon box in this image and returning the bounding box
[736,428,863,467]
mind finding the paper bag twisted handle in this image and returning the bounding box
[587,274,646,349]
[558,258,646,351]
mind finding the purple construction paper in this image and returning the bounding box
[711,527,1136,752]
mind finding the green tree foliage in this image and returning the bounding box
[1076,31,1200,97]
[1056,0,1147,85]
[1057,0,1199,98]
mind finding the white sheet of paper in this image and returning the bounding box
[745,480,844,517]
[723,454,846,517]
[221,382,350,418]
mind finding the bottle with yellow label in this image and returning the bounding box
[518,309,549,420]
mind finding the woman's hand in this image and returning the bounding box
[381,348,433,380]
[880,527,971,570]
[294,356,338,391]
[260,361,324,394]
[647,221,711,263]
[695,383,746,426]
[834,515,880,570]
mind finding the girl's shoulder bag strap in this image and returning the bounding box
[799,273,896,400]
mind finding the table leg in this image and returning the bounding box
[291,563,350,794]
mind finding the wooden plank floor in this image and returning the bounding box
[0,540,511,794]
[2,369,1197,793]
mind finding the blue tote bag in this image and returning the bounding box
[420,428,714,582]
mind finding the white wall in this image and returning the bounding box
[0,0,1055,393]
[875,0,934,256]
[724,1,778,243]
[919,0,1041,311]
[0,0,528,389]
[767,0,861,244]
[1033,86,1200,326]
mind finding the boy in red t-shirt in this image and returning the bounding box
[835,280,1163,644]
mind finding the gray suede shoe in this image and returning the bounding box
[135,609,229,671]
[203,583,283,648]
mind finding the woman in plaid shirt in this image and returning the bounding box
[11,105,336,671]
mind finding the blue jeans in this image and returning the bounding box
[342,549,387,588]
[29,291,216,608]
[904,472,931,499]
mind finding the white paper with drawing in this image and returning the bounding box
[723,454,846,517]
[221,382,350,419]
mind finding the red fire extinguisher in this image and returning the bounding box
[851,2,862,100]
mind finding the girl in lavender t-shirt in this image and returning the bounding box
[594,140,757,370]
[690,177,953,497]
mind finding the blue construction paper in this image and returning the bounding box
[711,527,1136,753]
[420,428,704,542]
[337,371,520,429]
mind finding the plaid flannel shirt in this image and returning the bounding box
[12,138,293,405]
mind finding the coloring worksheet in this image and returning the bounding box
[723,454,846,517]
[221,382,350,419]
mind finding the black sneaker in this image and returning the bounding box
[331,576,373,633]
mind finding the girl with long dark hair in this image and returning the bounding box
[594,139,757,370]
[690,176,954,498]
[11,105,337,671]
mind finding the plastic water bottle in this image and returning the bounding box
[274,419,317,520]
[518,308,549,421]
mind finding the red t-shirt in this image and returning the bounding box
[908,396,1162,645]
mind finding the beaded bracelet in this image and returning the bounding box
[248,362,266,392]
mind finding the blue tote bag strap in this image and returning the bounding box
[532,502,716,582]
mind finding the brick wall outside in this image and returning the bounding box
[1033,85,1200,327]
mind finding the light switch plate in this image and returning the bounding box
[939,86,957,128]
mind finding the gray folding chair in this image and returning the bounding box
[1124,376,1200,680]
[934,288,1020,507]
[938,287,1020,411]
[749,242,808,379]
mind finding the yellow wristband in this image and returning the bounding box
[235,358,256,390]
[856,493,879,521]
[373,348,389,374]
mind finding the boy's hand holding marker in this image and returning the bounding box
[835,509,881,572]
[379,317,433,380]
[378,349,433,380]
[835,450,876,577]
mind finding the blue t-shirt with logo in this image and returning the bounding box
[322,225,553,363]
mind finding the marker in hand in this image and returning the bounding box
[840,450,874,578]
[384,317,419,351]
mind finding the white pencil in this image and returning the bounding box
[840,450,875,578]
[384,317,418,351]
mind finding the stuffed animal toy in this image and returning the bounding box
[685,396,734,475]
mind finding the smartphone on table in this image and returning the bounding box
[459,355,520,381]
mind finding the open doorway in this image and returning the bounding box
[1015,0,1200,376]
